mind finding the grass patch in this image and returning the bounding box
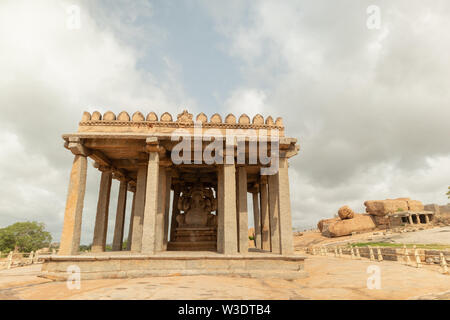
[349,242,450,250]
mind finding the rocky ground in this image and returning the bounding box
[0,226,449,300]
[294,225,450,248]
[0,251,449,299]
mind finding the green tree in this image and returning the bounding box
[79,244,91,252]
[447,186,450,198]
[0,222,52,253]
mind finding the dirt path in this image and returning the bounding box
[1,255,449,300]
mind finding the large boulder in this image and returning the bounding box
[323,214,376,237]
[364,199,408,216]
[338,205,355,220]
[317,217,339,232]
[407,200,424,211]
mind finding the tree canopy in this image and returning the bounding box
[0,221,52,253]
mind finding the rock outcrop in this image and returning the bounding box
[318,217,340,232]
[364,198,424,216]
[364,199,408,216]
[322,214,377,237]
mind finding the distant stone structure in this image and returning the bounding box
[424,203,450,225]
[41,110,307,280]
[319,198,434,237]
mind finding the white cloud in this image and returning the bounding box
[224,88,268,117]
[0,0,194,242]
[202,0,450,229]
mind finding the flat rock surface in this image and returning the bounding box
[385,226,450,244]
[1,254,449,299]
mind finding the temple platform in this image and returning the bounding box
[40,251,307,280]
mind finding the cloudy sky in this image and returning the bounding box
[1,0,449,245]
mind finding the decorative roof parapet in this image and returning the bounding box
[78,110,285,135]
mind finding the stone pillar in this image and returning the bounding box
[130,163,147,251]
[59,154,87,255]
[126,187,136,250]
[268,173,281,254]
[169,185,181,241]
[252,191,262,249]
[259,178,270,251]
[163,171,172,249]
[112,178,128,251]
[278,157,294,254]
[425,214,430,224]
[416,214,421,224]
[92,168,112,253]
[217,168,224,253]
[218,164,238,254]
[154,166,168,252]
[237,167,248,253]
[141,152,160,254]
[408,214,413,225]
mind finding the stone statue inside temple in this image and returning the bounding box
[176,185,217,227]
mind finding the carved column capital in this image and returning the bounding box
[128,180,137,193]
[93,162,112,172]
[64,137,91,157]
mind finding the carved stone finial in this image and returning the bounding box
[117,111,130,121]
[103,111,116,121]
[275,117,283,126]
[91,111,102,121]
[225,113,236,124]
[160,112,173,122]
[252,114,264,125]
[265,116,274,125]
[146,112,158,121]
[238,114,250,124]
[81,111,91,122]
[196,112,208,123]
[132,111,145,121]
[177,110,193,122]
[210,113,222,123]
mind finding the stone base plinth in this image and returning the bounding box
[40,252,307,280]
[168,226,217,251]
[167,241,217,251]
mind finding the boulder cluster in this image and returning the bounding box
[318,198,424,237]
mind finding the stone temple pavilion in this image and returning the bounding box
[41,110,306,279]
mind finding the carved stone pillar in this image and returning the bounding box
[218,164,238,254]
[59,151,88,255]
[268,173,281,254]
[126,183,136,251]
[112,177,128,251]
[259,177,270,251]
[170,185,181,241]
[237,166,248,253]
[278,157,294,254]
[92,166,113,253]
[130,162,147,251]
[217,168,224,253]
[141,150,160,254]
[252,190,262,249]
[408,215,413,225]
[154,166,169,252]
[162,170,172,249]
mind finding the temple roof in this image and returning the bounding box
[77,110,285,136]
